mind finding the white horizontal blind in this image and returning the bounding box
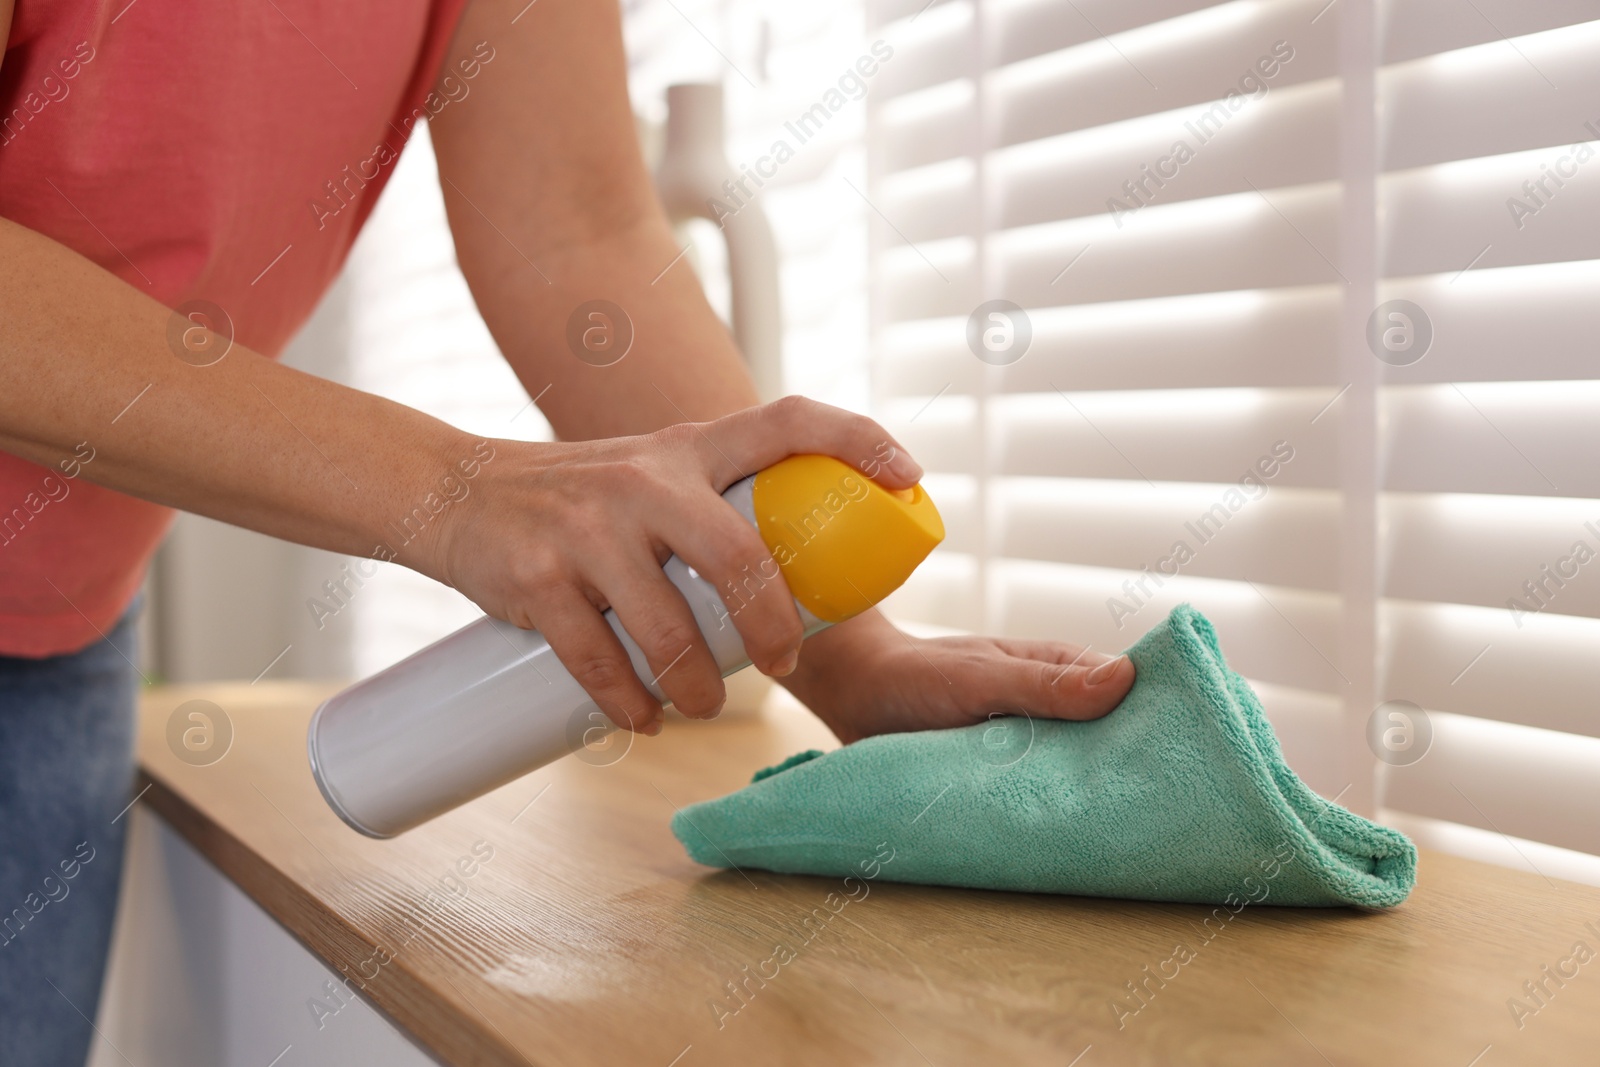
[867,0,1355,788]
[865,0,1600,883]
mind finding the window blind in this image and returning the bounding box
[1365,4,1600,884]
[864,0,1600,885]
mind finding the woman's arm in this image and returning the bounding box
[427,0,759,434]
[0,0,473,571]
[428,0,1136,738]
[0,215,475,575]
[0,210,915,733]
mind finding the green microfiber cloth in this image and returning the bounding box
[672,604,1416,908]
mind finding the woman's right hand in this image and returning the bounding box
[424,396,923,734]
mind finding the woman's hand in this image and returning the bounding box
[779,609,1136,744]
[426,396,922,735]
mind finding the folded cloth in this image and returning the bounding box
[672,605,1416,908]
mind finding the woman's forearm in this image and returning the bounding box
[450,212,763,439]
[0,216,475,575]
[429,0,762,443]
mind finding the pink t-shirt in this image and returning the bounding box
[0,0,470,656]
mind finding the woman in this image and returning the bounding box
[0,0,1134,1062]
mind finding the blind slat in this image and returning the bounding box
[1385,384,1600,499]
[994,391,1336,486]
[879,286,1338,396]
[1383,710,1600,857]
[988,184,1341,310]
[998,79,1338,232]
[999,479,1339,590]
[1385,493,1600,617]
[1383,599,1600,741]
[996,561,1346,693]
[1385,157,1600,278]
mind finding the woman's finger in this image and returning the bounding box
[655,494,806,677]
[986,636,1116,669]
[531,584,666,733]
[684,395,923,492]
[597,548,729,719]
[941,638,1134,722]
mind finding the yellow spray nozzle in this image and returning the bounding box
[752,454,945,624]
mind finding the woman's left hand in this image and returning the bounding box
[779,610,1136,744]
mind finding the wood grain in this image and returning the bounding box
[137,682,1600,1066]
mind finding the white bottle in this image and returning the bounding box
[307,455,944,838]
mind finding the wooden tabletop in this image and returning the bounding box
[137,681,1600,1067]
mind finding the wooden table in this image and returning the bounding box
[136,682,1600,1067]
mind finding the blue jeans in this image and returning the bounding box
[0,601,140,1067]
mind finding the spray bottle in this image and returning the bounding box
[307,454,944,837]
